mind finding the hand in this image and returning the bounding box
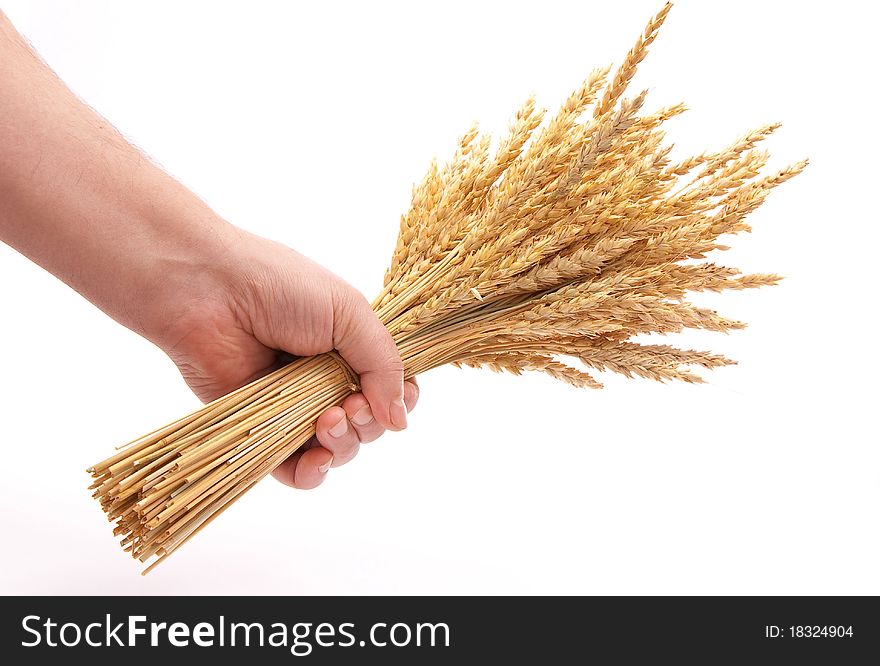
[152,226,419,490]
[0,12,420,490]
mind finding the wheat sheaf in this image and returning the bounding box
[88,3,805,572]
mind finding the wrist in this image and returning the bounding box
[122,191,240,350]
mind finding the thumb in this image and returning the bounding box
[331,283,407,431]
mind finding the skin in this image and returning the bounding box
[0,12,418,490]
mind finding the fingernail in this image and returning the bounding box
[351,405,374,426]
[390,398,408,430]
[328,416,348,439]
[319,456,334,473]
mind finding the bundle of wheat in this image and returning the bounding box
[88,3,805,573]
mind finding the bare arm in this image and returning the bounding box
[0,11,233,343]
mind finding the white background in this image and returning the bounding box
[1,0,877,595]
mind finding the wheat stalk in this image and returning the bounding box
[88,3,805,573]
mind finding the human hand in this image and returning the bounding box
[0,12,419,490]
[151,226,418,490]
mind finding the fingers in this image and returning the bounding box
[335,393,379,443]
[315,406,361,465]
[271,443,333,490]
[331,284,406,432]
[337,380,419,445]
[270,379,419,490]
[404,377,419,411]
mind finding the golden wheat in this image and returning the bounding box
[88,3,805,572]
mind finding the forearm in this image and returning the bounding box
[0,12,233,342]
